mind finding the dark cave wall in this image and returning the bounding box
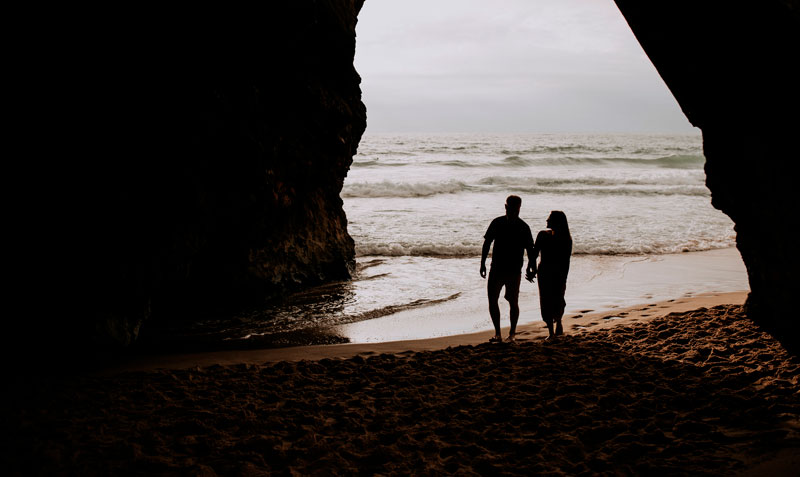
[58,1,368,348]
[614,0,800,352]
[19,0,800,359]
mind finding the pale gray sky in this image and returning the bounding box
[355,0,696,133]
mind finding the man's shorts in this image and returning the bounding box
[487,267,522,303]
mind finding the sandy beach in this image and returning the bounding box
[11,0,798,474]
[4,292,799,475]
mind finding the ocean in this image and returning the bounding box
[345,133,730,257]
[144,133,748,351]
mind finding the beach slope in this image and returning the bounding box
[4,302,799,475]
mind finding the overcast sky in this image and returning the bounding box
[355,0,696,134]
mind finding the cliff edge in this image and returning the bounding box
[614,0,800,353]
[15,2,367,355]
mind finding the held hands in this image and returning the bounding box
[525,264,536,283]
[480,263,487,278]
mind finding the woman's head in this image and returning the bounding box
[547,210,570,237]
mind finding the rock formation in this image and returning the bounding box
[614,0,800,352]
[16,2,367,355]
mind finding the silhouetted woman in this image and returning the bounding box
[533,211,572,339]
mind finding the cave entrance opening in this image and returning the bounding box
[322,0,747,343]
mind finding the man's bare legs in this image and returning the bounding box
[508,301,519,341]
[487,270,523,343]
[489,297,520,342]
[489,298,502,338]
[487,273,503,341]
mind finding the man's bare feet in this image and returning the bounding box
[489,335,503,344]
[505,334,517,344]
[555,320,564,336]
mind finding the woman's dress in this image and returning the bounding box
[535,230,572,324]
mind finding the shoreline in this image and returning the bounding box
[105,290,748,374]
[331,247,748,344]
[131,247,748,355]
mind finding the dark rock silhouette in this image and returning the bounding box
[614,0,800,352]
[12,2,366,356]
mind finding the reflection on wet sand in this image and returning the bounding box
[135,260,464,352]
[135,249,747,353]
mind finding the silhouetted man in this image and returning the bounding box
[480,195,536,343]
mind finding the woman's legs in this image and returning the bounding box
[538,280,555,337]
[539,277,566,338]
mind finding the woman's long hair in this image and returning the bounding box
[549,210,572,241]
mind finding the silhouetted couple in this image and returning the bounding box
[480,195,572,342]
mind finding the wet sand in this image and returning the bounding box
[331,248,749,345]
[134,248,748,351]
[111,291,749,371]
[4,293,799,475]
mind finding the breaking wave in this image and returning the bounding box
[342,180,471,198]
[342,177,709,198]
[351,154,705,169]
[355,238,735,258]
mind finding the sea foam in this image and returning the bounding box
[345,133,734,259]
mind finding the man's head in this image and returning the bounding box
[505,195,521,219]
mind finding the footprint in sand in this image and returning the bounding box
[580,309,594,314]
[572,314,583,319]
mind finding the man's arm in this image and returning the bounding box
[480,238,491,278]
